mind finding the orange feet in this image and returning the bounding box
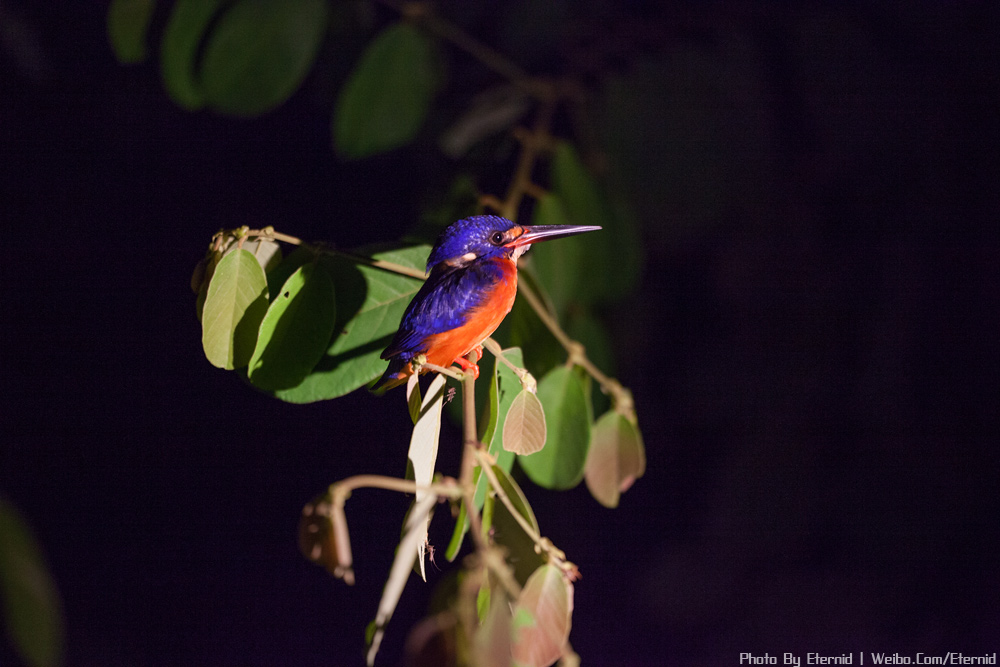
[454,354,481,380]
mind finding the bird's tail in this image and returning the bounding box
[370,358,411,393]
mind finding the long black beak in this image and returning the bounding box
[507,224,602,246]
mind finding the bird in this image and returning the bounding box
[373,215,600,390]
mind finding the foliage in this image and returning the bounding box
[0,499,64,667]
[116,2,648,664]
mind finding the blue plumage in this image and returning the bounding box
[373,214,600,390]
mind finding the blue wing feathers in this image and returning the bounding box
[380,260,504,361]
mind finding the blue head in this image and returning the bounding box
[426,215,602,272]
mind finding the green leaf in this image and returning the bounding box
[334,22,439,159]
[507,277,564,380]
[200,0,329,117]
[523,194,583,318]
[584,411,646,508]
[510,564,573,667]
[247,262,336,391]
[266,246,314,299]
[490,465,544,586]
[160,0,225,109]
[502,389,546,455]
[0,499,64,667]
[518,366,591,490]
[201,249,269,370]
[549,141,641,303]
[273,245,428,402]
[406,374,446,581]
[107,0,155,64]
[445,349,521,561]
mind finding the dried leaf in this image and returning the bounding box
[510,564,574,667]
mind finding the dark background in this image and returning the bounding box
[2,2,998,665]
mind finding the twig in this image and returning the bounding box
[482,338,536,392]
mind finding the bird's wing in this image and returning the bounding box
[380,264,494,360]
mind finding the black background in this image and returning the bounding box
[2,2,998,665]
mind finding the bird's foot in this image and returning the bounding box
[471,345,483,362]
[454,355,480,380]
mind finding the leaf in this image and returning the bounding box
[445,349,522,561]
[490,466,544,586]
[510,564,574,667]
[107,0,155,64]
[200,0,329,117]
[334,22,439,159]
[266,245,314,298]
[247,262,336,391]
[523,194,584,318]
[517,366,592,490]
[473,594,513,667]
[298,491,353,584]
[160,0,225,109]
[245,239,283,275]
[366,494,437,667]
[406,374,446,581]
[507,276,564,380]
[549,141,641,304]
[584,412,646,508]
[503,389,546,455]
[201,248,269,370]
[273,245,428,403]
[0,499,64,667]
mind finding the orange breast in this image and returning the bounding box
[423,260,518,367]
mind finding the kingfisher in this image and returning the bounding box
[373,215,600,390]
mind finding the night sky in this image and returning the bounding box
[2,2,998,666]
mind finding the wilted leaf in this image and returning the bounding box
[510,564,573,667]
[244,239,283,275]
[0,499,64,667]
[439,84,530,159]
[273,245,428,402]
[107,0,155,64]
[160,0,225,108]
[518,366,592,490]
[406,374,446,581]
[201,248,269,370]
[298,492,353,584]
[247,262,336,390]
[367,494,437,666]
[503,389,546,455]
[584,411,646,508]
[200,0,329,116]
[445,349,521,560]
[334,22,439,159]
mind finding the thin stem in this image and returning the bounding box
[517,279,632,412]
[482,338,535,391]
[241,228,428,280]
[459,352,488,552]
[501,96,557,220]
[332,474,460,500]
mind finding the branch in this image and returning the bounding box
[229,227,428,280]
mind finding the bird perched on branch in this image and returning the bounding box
[373,215,600,390]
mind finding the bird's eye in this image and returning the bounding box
[490,231,505,246]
